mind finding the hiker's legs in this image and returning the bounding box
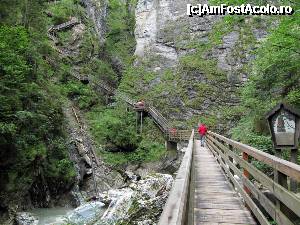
[200,135,205,146]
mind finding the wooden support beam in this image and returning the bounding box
[290,149,298,193]
[166,140,177,151]
[243,151,251,196]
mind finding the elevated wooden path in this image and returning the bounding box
[159,131,300,225]
[70,73,191,142]
[47,18,191,142]
[48,17,79,33]
[47,17,80,54]
[192,140,256,224]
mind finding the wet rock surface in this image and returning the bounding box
[15,212,38,225]
[81,0,107,44]
[18,173,173,225]
[66,201,106,224]
[97,173,173,225]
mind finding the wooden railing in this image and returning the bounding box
[47,17,80,54]
[48,17,79,32]
[166,129,192,142]
[47,33,58,44]
[158,130,194,225]
[147,106,169,132]
[94,78,190,141]
[147,106,191,141]
[69,75,190,141]
[207,131,300,225]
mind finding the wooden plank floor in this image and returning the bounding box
[193,140,257,225]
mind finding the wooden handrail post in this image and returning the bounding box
[242,152,251,195]
[219,139,226,173]
[136,111,138,133]
[274,149,288,189]
[274,149,288,212]
[140,111,143,134]
[228,145,234,176]
[290,148,298,193]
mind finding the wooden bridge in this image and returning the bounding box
[158,130,300,225]
[76,75,300,225]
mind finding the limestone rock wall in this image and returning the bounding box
[81,0,107,44]
[133,0,268,132]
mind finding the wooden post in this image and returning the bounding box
[136,111,143,134]
[219,139,226,173]
[105,94,109,104]
[140,111,143,134]
[274,149,288,211]
[228,145,234,176]
[166,140,177,151]
[290,148,298,193]
[242,152,251,195]
[136,112,138,133]
[274,149,288,188]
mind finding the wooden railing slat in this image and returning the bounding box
[207,136,295,225]
[207,133,300,223]
[207,138,271,225]
[209,131,300,182]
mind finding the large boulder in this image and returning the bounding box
[66,201,105,224]
[15,212,38,225]
[97,173,173,225]
[100,188,135,224]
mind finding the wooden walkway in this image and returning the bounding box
[192,140,257,225]
[68,74,191,142]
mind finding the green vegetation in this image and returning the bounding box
[0,1,76,205]
[105,0,137,69]
[78,0,167,165]
[48,0,85,25]
[232,5,300,158]
[87,105,166,165]
[1,0,299,221]
[99,138,166,166]
[0,0,146,211]
[87,105,140,151]
[60,80,101,109]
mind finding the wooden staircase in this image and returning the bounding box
[81,76,191,141]
[48,17,80,33]
[47,17,80,54]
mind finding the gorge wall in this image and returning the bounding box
[119,0,269,133]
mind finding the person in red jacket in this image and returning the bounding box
[198,123,207,147]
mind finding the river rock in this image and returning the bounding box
[15,212,38,225]
[100,188,135,223]
[66,201,105,224]
[134,173,173,199]
[96,173,173,225]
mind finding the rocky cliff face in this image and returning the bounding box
[130,0,268,132]
[135,0,190,68]
[81,0,107,44]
